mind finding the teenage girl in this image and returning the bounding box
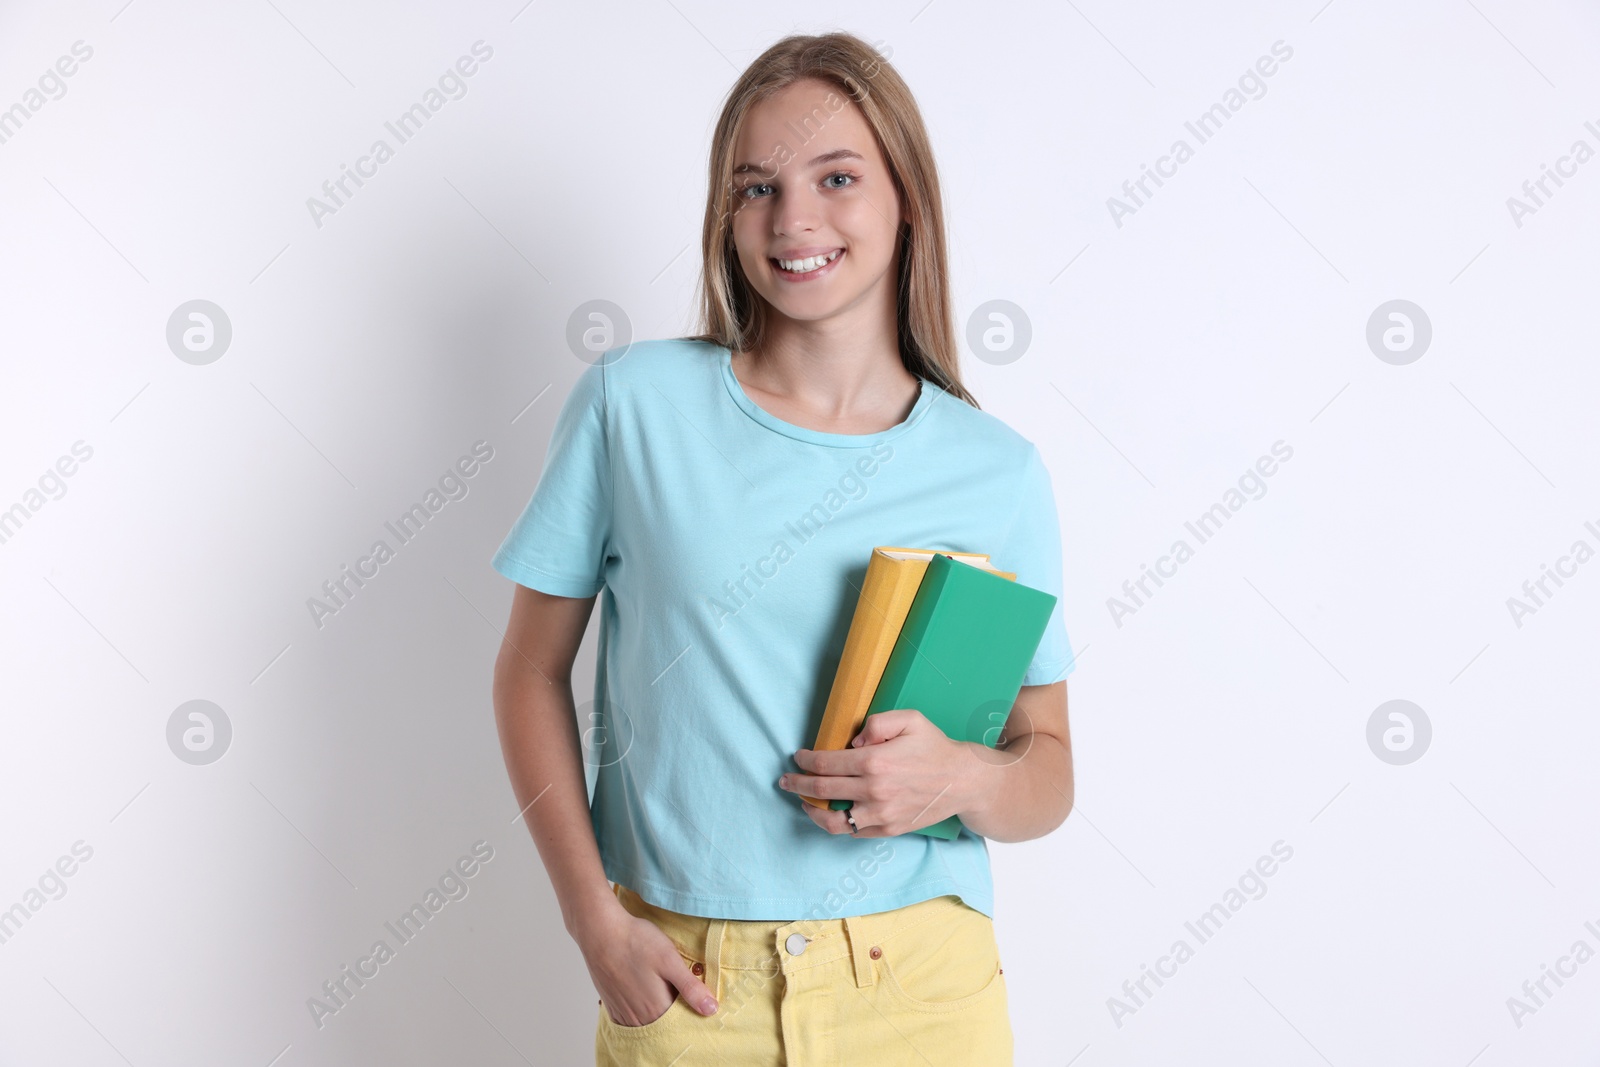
[491,31,1077,1066]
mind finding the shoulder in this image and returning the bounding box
[593,336,724,391]
[924,385,1042,472]
[564,337,721,420]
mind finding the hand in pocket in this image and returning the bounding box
[580,906,718,1026]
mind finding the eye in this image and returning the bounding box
[822,172,858,190]
[738,182,774,200]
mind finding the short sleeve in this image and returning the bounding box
[490,361,612,598]
[995,445,1077,686]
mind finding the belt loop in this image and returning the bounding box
[843,914,877,988]
[702,918,727,1000]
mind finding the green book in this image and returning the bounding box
[831,552,1058,839]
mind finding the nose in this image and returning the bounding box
[773,184,822,238]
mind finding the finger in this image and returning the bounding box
[793,746,870,777]
[782,773,860,800]
[856,709,917,744]
[639,929,718,1016]
[818,809,854,835]
[799,798,856,834]
[670,969,719,1015]
[839,805,879,836]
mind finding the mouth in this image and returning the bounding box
[771,248,844,281]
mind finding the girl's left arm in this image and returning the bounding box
[954,680,1074,843]
[781,680,1074,841]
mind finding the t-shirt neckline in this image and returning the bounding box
[716,344,937,449]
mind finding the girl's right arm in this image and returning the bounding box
[492,583,720,1023]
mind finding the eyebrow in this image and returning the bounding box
[733,147,865,176]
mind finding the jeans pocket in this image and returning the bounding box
[602,991,684,1032]
[601,950,700,1032]
[877,900,1005,1013]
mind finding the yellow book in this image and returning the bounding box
[800,546,1015,810]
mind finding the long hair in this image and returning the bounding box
[686,32,977,408]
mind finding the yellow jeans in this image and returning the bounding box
[595,882,1013,1066]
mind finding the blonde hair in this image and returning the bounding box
[687,31,977,408]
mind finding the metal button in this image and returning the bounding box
[869,946,881,960]
[785,933,808,956]
[691,962,704,976]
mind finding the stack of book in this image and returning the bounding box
[802,547,1057,839]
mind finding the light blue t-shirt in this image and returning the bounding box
[490,338,1075,921]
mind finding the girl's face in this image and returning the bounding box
[729,77,904,328]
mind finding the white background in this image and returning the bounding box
[2,1,1597,1064]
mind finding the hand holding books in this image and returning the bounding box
[783,707,987,837]
[787,547,1057,839]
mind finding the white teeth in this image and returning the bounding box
[777,250,841,273]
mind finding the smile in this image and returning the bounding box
[771,249,843,280]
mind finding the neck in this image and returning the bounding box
[737,279,916,419]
